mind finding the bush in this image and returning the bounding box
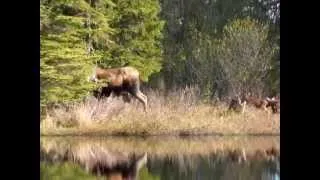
[216,17,277,96]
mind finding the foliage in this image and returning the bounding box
[150,0,279,99]
[106,0,165,81]
[216,17,276,96]
[41,0,164,108]
[41,0,280,109]
[40,0,111,107]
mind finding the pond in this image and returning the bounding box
[40,136,280,180]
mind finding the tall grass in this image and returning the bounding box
[40,87,280,136]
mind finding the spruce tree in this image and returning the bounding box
[40,0,165,108]
[40,0,115,107]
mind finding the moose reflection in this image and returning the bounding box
[41,143,147,180]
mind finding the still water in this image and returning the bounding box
[40,136,280,180]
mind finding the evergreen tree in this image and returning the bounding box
[40,0,165,108]
[106,0,165,81]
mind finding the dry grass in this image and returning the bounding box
[41,87,280,136]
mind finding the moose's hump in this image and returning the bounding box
[120,66,140,78]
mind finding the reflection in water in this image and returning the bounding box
[40,136,280,180]
[41,143,147,180]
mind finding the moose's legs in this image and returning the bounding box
[128,91,147,112]
[93,87,112,100]
[138,91,147,100]
[121,92,131,103]
[262,101,273,117]
[127,82,148,112]
[241,101,246,114]
[132,91,148,112]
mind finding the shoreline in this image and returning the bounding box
[41,132,280,137]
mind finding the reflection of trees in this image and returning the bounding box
[147,154,279,180]
[261,160,280,180]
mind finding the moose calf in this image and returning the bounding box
[229,94,280,114]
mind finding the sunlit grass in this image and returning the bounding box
[41,87,280,136]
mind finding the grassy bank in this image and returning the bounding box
[41,87,280,136]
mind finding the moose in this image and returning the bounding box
[92,86,132,103]
[228,96,246,113]
[88,66,148,112]
[229,94,280,114]
[265,96,280,113]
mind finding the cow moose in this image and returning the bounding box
[88,66,148,112]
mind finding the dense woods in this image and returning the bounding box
[40,0,280,108]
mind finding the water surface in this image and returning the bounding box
[40,136,280,180]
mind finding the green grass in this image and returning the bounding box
[40,162,160,180]
[41,87,280,136]
[40,162,98,180]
